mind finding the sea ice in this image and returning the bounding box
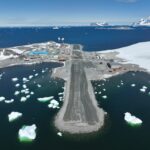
[20,97,27,102]
[37,84,42,88]
[15,83,20,87]
[23,78,29,83]
[57,132,62,137]
[22,84,27,89]
[48,99,59,109]
[102,95,108,99]
[5,99,14,104]
[0,96,5,101]
[30,91,34,95]
[131,84,136,87]
[35,73,39,77]
[12,78,18,82]
[37,96,54,102]
[8,112,22,122]
[18,124,37,142]
[14,91,20,96]
[124,112,142,126]
[29,75,33,79]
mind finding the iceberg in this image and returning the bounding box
[22,78,29,83]
[37,84,42,88]
[35,73,39,77]
[131,84,136,87]
[14,91,20,96]
[18,124,37,142]
[102,95,108,99]
[5,99,14,104]
[22,84,27,89]
[29,75,33,79]
[8,112,22,122]
[0,96,5,101]
[124,112,142,126]
[15,83,20,87]
[30,91,34,95]
[57,132,62,137]
[48,99,59,109]
[37,96,54,102]
[20,97,27,102]
[12,78,18,82]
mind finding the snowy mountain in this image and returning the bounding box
[90,22,109,27]
[133,16,150,26]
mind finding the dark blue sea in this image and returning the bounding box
[0,27,150,150]
[0,26,150,51]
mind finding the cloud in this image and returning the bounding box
[116,0,138,3]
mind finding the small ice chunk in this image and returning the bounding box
[35,73,39,77]
[48,99,59,109]
[30,91,34,95]
[142,86,147,89]
[98,92,102,94]
[0,96,5,101]
[58,92,64,96]
[37,96,54,102]
[12,78,18,82]
[15,83,20,87]
[23,78,29,83]
[26,95,31,99]
[20,97,27,102]
[5,99,14,104]
[57,132,62,137]
[103,89,106,91]
[8,112,22,122]
[124,112,142,126]
[102,95,108,99]
[29,75,33,79]
[140,88,146,93]
[22,84,27,89]
[131,84,136,87]
[18,124,37,142]
[14,91,20,96]
[37,84,42,88]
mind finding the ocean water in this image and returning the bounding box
[0,27,150,150]
[0,64,150,150]
[0,27,150,51]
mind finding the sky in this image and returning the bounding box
[0,0,149,26]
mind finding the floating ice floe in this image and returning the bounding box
[131,84,136,87]
[30,91,34,95]
[26,95,31,99]
[14,91,20,96]
[117,85,120,88]
[18,124,37,143]
[37,96,54,102]
[23,78,29,83]
[8,112,22,122]
[102,95,108,99]
[22,84,27,89]
[15,83,20,87]
[140,86,148,93]
[35,73,39,77]
[58,92,64,96]
[5,99,14,104]
[37,84,42,88]
[29,75,33,79]
[12,78,18,82]
[20,97,27,102]
[0,96,5,102]
[124,112,142,126]
[103,89,106,91]
[98,92,102,94]
[57,132,62,137]
[48,99,59,109]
